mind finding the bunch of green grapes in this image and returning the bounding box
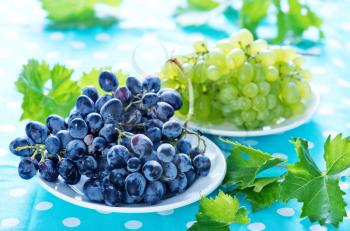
[160,29,312,130]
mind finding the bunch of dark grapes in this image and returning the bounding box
[9,71,211,205]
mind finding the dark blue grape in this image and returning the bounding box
[142,160,163,181]
[193,155,211,176]
[142,93,159,109]
[144,119,163,130]
[38,159,59,182]
[83,134,94,146]
[67,110,83,127]
[99,71,118,92]
[120,132,133,151]
[162,120,182,139]
[76,95,95,116]
[95,94,112,112]
[142,76,161,93]
[100,98,123,124]
[174,153,192,173]
[143,181,165,205]
[126,76,143,95]
[109,168,127,188]
[185,168,196,188]
[159,90,183,110]
[107,145,129,168]
[84,155,98,170]
[97,154,109,172]
[82,86,99,102]
[168,173,187,193]
[25,121,49,144]
[92,137,107,153]
[99,124,118,143]
[83,178,104,202]
[69,118,88,139]
[157,88,176,96]
[145,127,162,143]
[190,147,204,159]
[56,130,72,147]
[140,151,158,163]
[125,172,146,197]
[9,137,34,157]
[131,134,153,157]
[58,158,81,184]
[123,107,142,125]
[154,102,174,122]
[157,143,175,163]
[66,139,87,160]
[45,136,61,155]
[176,139,192,155]
[18,158,37,180]
[104,186,123,206]
[86,113,104,134]
[127,157,141,172]
[161,162,177,182]
[46,115,66,134]
[114,86,132,106]
[123,193,142,204]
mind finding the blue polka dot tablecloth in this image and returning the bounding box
[0,0,350,230]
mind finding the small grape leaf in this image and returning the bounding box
[188,191,249,231]
[187,0,220,10]
[15,59,80,123]
[281,135,350,227]
[221,138,286,190]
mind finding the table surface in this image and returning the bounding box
[0,0,350,230]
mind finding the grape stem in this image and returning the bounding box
[183,127,207,153]
[15,145,35,151]
[298,51,320,57]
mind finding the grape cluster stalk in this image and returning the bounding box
[160,29,312,130]
[9,72,211,206]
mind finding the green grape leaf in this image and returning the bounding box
[187,0,220,10]
[15,59,80,123]
[239,177,281,211]
[40,0,122,29]
[221,139,286,190]
[189,191,249,231]
[281,136,350,227]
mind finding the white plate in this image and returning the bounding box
[186,85,320,137]
[37,135,226,213]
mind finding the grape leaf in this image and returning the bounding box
[281,135,350,227]
[15,59,80,123]
[187,0,220,10]
[221,139,286,190]
[40,0,122,29]
[188,191,249,231]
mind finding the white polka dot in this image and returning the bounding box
[35,201,53,211]
[322,130,338,138]
[272,153,288,160]
[332,58,346,68]
[242,139,258,146]
[309,224,327,231]
[74,196,83,201]
[124,220,143,230]
[318,106,335,115]
[337,78,350,88]
[71,41,86,49]
[1,218,20,228]
[9,188,27,197]
[117,44,133,51]
[96,210,112,214]
[277,207,295,217]
[66,60,81,69]
[248,222,266,231]
[158,209,174,215]
[62,217,80,228]
[186,221,196,229]
[95,33,111,42]
[0,148,7,157]
[308,141,315,149]
[93,52,107,59]
[339,182,350,190]
[341,97,350,106]
[45,51,60,60]
[49,32,64,40]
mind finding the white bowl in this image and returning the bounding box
[36,135,226,213]
[185,85,320,137]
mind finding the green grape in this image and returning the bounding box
[238,62,254,84]
[244,120,260,130]
[280,46,297,62]
[226,48,246,68]
[234,29,254,47]
[250,39,268,55]
[281,82,300,104]
[256,49,276,66]
[218,86,238,102]
[279,63,294,76]
[297,80,311,99]
[231,114,244,127]
[241,110,256,122]
[267,94,277,109]
[193,60,208,83]
[265,66,279,82]
[206,65,220,81]
[291,102,305,115]
[193,39,208,54]
[182,62,194,78]
[257,109,269,121]
[253,64,265,82]
[252,96,267,111]
[258,81,271,96]
[238,97,252,110]
[160,61,180,79]
[216,39,233,54]
[283,106,292,118]
[273,104,284,118]
[206,49,226,67]
[301,70,312,80]
[293,55,304,67]
[242,83,258,98]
